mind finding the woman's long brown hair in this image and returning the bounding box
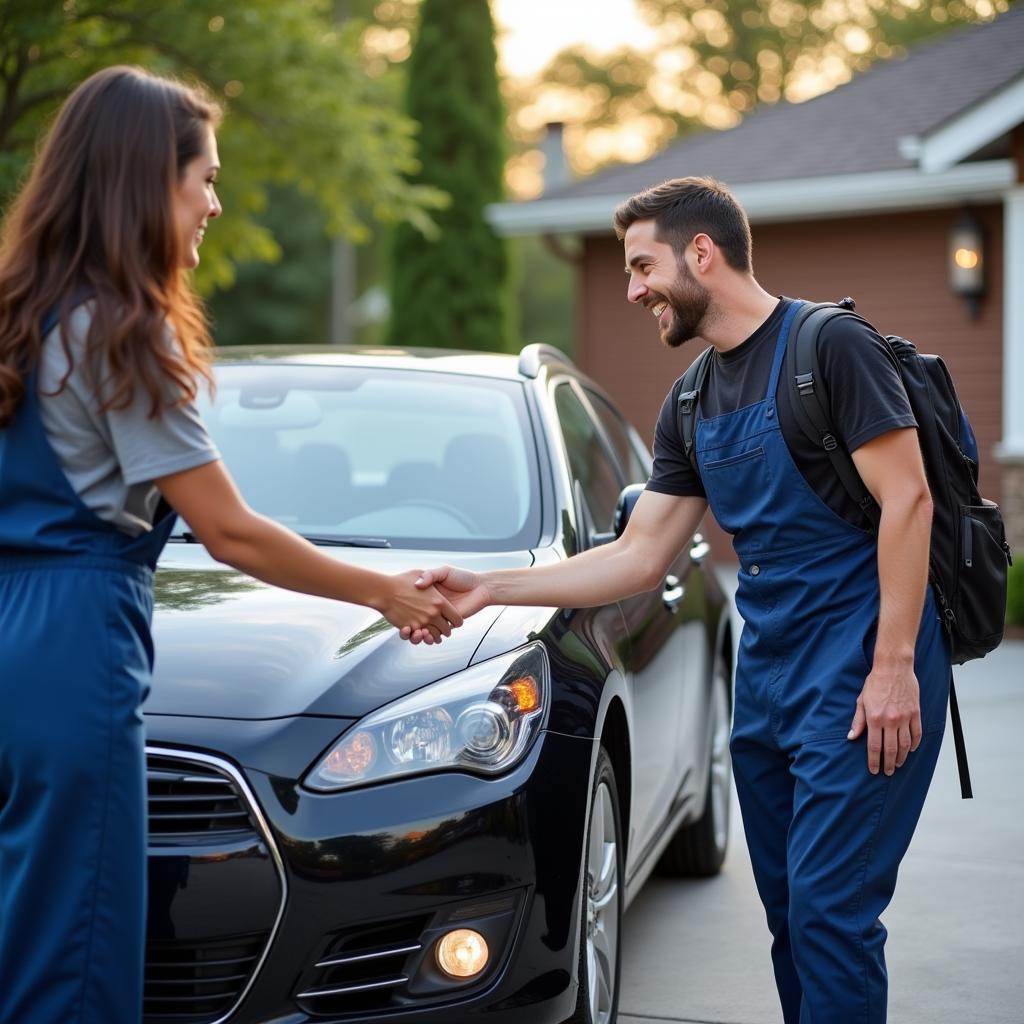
[0,65,221,427]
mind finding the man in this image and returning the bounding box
[408,176,950,1023]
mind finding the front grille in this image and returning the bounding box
[147,754,256,837]
[144,932,267,1024]
[144,748,289,1024]
[295,914,431,1016]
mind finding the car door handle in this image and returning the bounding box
[690,533,710,564]
[663,575,685,611]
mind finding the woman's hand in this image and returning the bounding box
[379,570,465,644]
[400,566,492,644]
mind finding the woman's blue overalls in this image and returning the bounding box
[695,301,950,1024]
[0,329,174,1023]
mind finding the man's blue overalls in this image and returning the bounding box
[694,301,950,1024]
[0,326,174,1023]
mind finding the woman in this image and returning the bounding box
[0,66,460,1024]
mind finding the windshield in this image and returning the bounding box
[171,363,541,551]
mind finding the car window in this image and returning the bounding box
[584,389,651,485]
[183,364,541,552]
[553,383,622,531]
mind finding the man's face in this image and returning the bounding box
[623,219,710,349]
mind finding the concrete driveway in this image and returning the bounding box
[618,638,1024,1024]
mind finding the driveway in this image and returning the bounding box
[618,637,1024,1024]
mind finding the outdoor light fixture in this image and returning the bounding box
[949,208,985,319]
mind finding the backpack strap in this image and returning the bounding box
[675,345,714,476]
[786,300,881,530]
[949,674,973,798]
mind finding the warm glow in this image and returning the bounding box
[955,247,980,270]
[488,0,1011,197]
[508,675,541,713]
[492,0,656,77]
[325,731,376,779]
[436,929,489,979]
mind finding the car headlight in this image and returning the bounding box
[304,642,549,792]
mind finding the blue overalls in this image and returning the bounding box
[0,336,174,1023]
[695,301,950,1024]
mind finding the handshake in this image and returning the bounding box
[382,566,490,644]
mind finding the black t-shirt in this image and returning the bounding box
[646,297,917,529]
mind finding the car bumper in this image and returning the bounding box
[144,720,596,1024]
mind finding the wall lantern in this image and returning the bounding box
[949,208,985,319]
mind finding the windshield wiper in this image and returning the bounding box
[301,535,392,548]
[170,531,391,548]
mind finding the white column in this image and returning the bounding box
[999,186,1024,458]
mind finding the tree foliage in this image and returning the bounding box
[0,0,444,293]
[506,0,1012,189]
[386,0,509,350]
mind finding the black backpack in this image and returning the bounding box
[676,298,1013,798]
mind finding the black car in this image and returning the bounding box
[144,343,733,1024]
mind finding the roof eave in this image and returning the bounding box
[487,160,1016,236]
[905,73,1024,174]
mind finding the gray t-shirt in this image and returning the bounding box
[38,305,220,536]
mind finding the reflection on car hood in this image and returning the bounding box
[148,545,531,720]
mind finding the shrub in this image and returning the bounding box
[1007,555,1024,626]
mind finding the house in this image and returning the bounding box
[488,7,1024,555]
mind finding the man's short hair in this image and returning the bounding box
[612,176,752,272]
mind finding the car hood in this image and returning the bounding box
[148,545,532,720]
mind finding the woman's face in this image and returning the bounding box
[174,124,221,269]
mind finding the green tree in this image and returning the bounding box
[206,184,332,346]
[386,0,508,350]
[0,0,443,294]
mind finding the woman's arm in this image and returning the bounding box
[156,460,462,640]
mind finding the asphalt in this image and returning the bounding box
[617,631,1024,1024]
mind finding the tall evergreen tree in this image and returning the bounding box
[387,0,509,351]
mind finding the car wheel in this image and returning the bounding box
[658,647,731,877]
[566,747,623,1024]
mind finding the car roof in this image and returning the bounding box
[213,344,574,382]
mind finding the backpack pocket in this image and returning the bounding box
[952,501,1010,662]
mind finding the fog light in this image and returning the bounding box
[435,928,489,979]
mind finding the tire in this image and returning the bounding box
[565,747,623,1024]
[658,646,731,877]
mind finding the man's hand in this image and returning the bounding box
[379,570,464,644]
[400,566,491,644]
[847,657,922,775]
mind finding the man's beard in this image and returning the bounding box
[658,265,711,349]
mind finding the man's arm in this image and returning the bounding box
[405,490,708,636]
[848,426,933,775]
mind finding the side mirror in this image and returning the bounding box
[613,483,646,539]
[586,483,645,548]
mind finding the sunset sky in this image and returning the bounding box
[492,0,655,77]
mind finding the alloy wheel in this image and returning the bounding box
[708,661,732,859]
[586,779,619,1024]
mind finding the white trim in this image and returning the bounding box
[897,135,922,160]
[486,161,1016,236]
[916,75,1024,174]
[999,187,1024,459]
